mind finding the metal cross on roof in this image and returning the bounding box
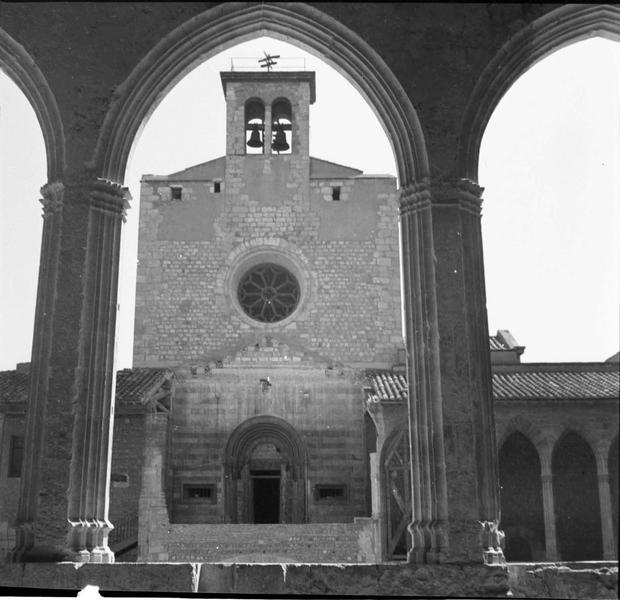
[258,52,280,72]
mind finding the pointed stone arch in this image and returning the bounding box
[0,26,65,181]
[94,1,428,187]
[459,3,620,181]
[496,415,549,455]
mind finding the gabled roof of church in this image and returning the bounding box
[145,156,370,182]
[309,158,363,178]
[154,157,226,181]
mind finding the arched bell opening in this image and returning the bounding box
[552,431,602,560]
[498,432,545,561]
[271,98,292,154]
[224,416,307,524]
[245,98,265,154]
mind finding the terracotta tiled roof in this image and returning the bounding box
[365,371,408,403]
[114,368,173,406]
[0,367,172,407]
[0,370,29,403]
[492,369,619,400]
[489,336,509,351]
[366,366,619,403]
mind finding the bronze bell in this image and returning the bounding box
[271,127,290,153]
[247,124,263,148]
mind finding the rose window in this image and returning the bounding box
[237,263,300,323]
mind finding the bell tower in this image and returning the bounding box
[220,69,316,205]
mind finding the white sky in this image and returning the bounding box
[0,36,618,371]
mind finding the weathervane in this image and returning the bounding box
[258,51,280,72]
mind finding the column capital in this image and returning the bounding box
[430,178,484,215]
[90,178,131,221]
[62,176,131,220]
[39,181,64,215]
[399,179,432,216]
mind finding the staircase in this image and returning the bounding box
[109,513,138,556]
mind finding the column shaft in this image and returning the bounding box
[400,182,447,563]
[430,179,503,564]
[595,452,616,560]
[540,471,559,561]
[11,183,66,560]
[11,176,127,562]
[66,179,128,562]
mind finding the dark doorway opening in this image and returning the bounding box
[252,470,280,523]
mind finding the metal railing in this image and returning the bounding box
[229,57,306,72]
[109,513,138,551]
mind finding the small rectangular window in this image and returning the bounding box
[331,186,341,201]
[171,186,182,200]
[315,484,347,502]
[8,435,24,478]
[111,472,129,487]
[183,483,216,503]
[214,181,221,193]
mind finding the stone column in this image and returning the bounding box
[399,181,448,563]
[138,412,170,562]
[539,444,559,561]
[66,179,128,562]
[11,182,65,561]
[369,452,386,559]
[595,445,616,560]
[429,179,503,564]
[11,176,128,562]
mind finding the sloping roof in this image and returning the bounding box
[492,368,619,400]
[489,335,509,351]
[309,157,363,178]
[145,156,389,182]
[149,157,226,181]
[115,368,173,406]
[366,365,619,403]
[0,367,172,408]
[365,371,408,403]
[0,370,29,403]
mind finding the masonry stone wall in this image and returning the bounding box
[133,172,400,367]
[164,522,372,563]
[168,362,369,524]
[133,75,401,369]
[109,414,146,524]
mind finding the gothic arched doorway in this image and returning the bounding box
[224,415,307,524]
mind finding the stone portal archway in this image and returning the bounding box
[224,416,307,524]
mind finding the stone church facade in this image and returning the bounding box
[0,2,618,595]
